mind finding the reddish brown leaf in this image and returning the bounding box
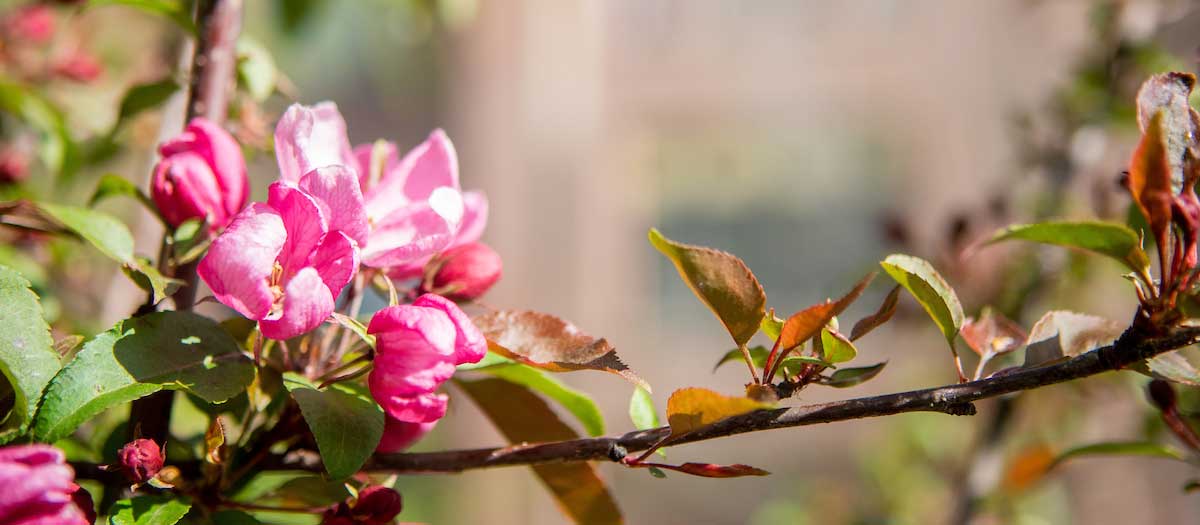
[849,285,900,341]
[960,310,1027,357]
[777,272,874,352]
[473,310,648,391]
[635,461,770,478]
[1002,444,1055,492]
[1129,110,1177,264]
[649,229,766,347]
[457,377,624,525]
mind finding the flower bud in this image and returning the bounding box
[117,438,164,484]
[4,5,54,44]
[427,242,502,301]
[151,118,248,231]
[53,50,103,83]
[0,146,29,184]
[352,485,403,525]
[70,484,96,524]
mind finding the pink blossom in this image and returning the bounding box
[0,444,92,525]
[0,146,29,184]
[274,103,488,273]
[198,167,364,340]
[4,5,54,44]
[368,294,485,429]
[424,241,502,301]
[376,417,436,454]
[52,50,102,82]
[151,118,248,231]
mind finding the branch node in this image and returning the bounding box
[944,402,977,416]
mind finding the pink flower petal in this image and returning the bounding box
[198,203,286,320]
[371,391,448,423]
[367,305,458,397]
[309,231,359,295]
[452,191,489,248]
[375,417,436,454]
[412,294,486,364]
[259,267,334,340]
[184,118,248,218]
[364,130,459,220]
[268,181,328,279]
[353,141,399,193]
[274,102,355,183]
[298,165,369,245]
[361,198,459,269]
[150,151,225,227]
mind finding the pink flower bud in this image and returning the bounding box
[70,484,95,524]
[352,486,403,525]
[427,242,502,301]
[151,118,248,231]
[117,438,164,484]
[52,50,103,83]
[4,5,54,44]
[0,146,29,184]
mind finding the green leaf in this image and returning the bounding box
[985,221,1150,274]
[283,373,383,479]
[760,310,784,340]
[713,345,769,373]
[1053,441,1185,468]
[89,174,159,215]
[40,203,135,263]
[88,0,197,34]
[880,254,963,345]
[205,511,261,525]
[123,257,182,304]
[457,377,623,525]
[456,350,513,371]
[480,364,605,437]
[820,328,857,364]
[0,265,61,443]
[171,218,209,265]
[33,312,253,443]
[108,495,192,525]
[628,386,659,431]
[649,228,766,347]
[112,78,180,133]
[0,80,77,177]
[237,37,278,102]
[821,362,887,388]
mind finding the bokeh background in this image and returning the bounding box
[8,0,1200,523]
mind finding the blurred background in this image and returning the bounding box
[6,0,1200,523]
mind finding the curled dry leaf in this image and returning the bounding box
[1022,311,1123,368]
[961,310,1027,357]
[850,285,900,341]
[629,461,770,478]
[1129,111,1176,265]
[666,387,771,439]
[473,309,649,391]
[649,229,766,347]
[1135,72,1197,193]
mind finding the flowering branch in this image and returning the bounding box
[335,321,1200,473]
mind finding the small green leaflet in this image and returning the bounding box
[986,221,1150,274]
[0,265,61,443]
[284,373,384,479]
[880,254,963,346]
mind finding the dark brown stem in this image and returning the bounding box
[350,322,1198,473]
[125,0,243,467]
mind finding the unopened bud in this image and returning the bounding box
[1148,379,1177,412]
[118,438,163,484]
[352,485,403,524]
[0,147,28,184]
[426,242,502,301]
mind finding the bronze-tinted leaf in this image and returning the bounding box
[1022,311,1123,367]
[1129,110,1176,260]
[636,461,770,478]
[473,310,648,391]
[649,229,766,347]
[849,285,900,341]
[458,377,623,525]
[1136,72,1197,192]
[777,273,874,352]
[961,310,1027,357]
[665,387,771,438]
